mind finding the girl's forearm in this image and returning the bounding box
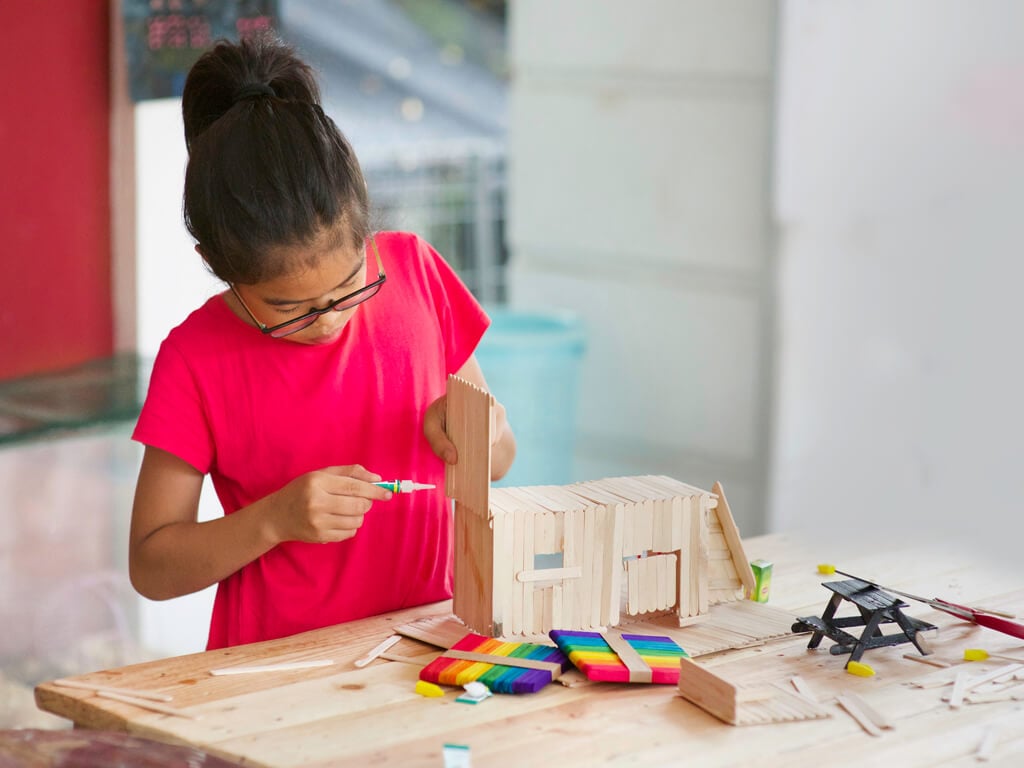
[130,501,279,601]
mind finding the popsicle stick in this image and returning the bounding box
[354,634,401,668]
[442,649,563,676]
[380,651,444,666]
[96,691,201,720]
[602,631,652,684]
[790,675,821,703]
[836,694,883,737]
[949,669,969,709]
[976,726,999,762]
[52,678,173,703]
[209,659,334,676]
[903,653,950,668]
[966,664,1022,691]
[841,691,894,730]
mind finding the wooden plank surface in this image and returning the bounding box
[35,533,1024,767]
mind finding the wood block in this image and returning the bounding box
[678,658,830,726]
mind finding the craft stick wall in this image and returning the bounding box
[445,374,755,638]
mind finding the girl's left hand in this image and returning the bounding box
[425,356,516,481]
[423,391,513,479]
[423,394,456,466]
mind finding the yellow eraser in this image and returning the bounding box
[415,680,445,697]
[964,648,990,661]
[846,661,875,677]
[817,563,836,575]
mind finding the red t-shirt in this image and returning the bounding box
[133,231,488,648]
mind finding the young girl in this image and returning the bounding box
[129,35,515,650]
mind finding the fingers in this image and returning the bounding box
[423,395,457,464]
[320,465,393,500]
[272,467,395,545]
[312,511,367,543]
[491,400,509,446]
[322,464,382,483]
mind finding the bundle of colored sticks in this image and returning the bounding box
[549,629,689,684]
[418,633,571,694]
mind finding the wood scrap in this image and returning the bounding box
[677,657,830,726]
[51,678,172,702]
[835,694,883,737]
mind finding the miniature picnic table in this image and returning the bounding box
[793,577,937,666]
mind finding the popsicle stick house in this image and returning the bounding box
[445,375,756,638]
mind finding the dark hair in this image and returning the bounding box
[182,35,369,284]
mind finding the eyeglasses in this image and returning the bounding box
[230,236,386,338]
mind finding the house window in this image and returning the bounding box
[534,552,563,570]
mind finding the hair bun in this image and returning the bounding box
[232,83,276,103]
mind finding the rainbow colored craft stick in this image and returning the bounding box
[549,629,688,684]
[373,480,436,493]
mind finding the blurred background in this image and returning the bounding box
[1,0,1022,726]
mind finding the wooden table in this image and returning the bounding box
[36,533,1024,767]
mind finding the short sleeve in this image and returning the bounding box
[132,338,215,473]
[415,235,490,374]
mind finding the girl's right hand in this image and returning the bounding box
[266,464,392,544]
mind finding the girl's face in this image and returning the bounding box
[227,238,370,346]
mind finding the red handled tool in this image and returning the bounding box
[834,570,1024,641]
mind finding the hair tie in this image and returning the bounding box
[232,83,276,103]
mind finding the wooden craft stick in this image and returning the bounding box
[354,634,401,668]
[394,616,464,649]
[911,674,957,689]
[903,653,950,668]
[735,686,779,703]
[96,691,201,720]
[380,650,444,666]
[966,664,1021,692]
[52,678,173,703]
[965,691,1024,704]
[209,659,334,676]
[835,693,883,737]
[710,481,756,597]
[983,652,1024,664]
[442,649,563,677]
[976,726,999,762]
[516,566,583,583]
[789,675,820,703]
[840,691,894,730]
[949,669,969,709]
[601,631,652,684]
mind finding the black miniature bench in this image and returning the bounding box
[792,578,937,667]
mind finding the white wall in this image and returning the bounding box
[506,0,778,536]
[134,99,221,656]
[772,1,1024,561]
[135,100,223,357]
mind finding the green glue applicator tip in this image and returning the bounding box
[374,480,437,494]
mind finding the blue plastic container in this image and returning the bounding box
[475,307,586,487]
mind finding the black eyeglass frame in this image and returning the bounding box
[229,236,386,338]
